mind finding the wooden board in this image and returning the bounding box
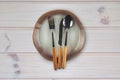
[0,3,119,27]
[0,29,120,52]
[0,53,120,79]
[0,1,120,80]
[0,0,119,2]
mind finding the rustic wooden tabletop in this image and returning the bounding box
[0,0,120,80]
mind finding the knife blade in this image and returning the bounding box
[58,18,63,68]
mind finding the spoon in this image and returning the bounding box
[62,15,74,68]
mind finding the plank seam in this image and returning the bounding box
[0,78,120,79]
[0,1,120,2]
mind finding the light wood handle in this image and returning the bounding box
[62,46,67,69]
[58,46,62,69]
[52,47,57,70]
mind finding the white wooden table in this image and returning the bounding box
[0,0,120,80]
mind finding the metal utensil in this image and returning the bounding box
[62,15,74,68]
[48,16,57,70]
[58,18,63,69]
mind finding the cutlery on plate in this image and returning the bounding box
[58,18,64,69]
[62,15,74,68]
[48,16,57,70]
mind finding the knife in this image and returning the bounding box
[58,18,63,69]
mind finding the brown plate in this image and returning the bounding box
[33,10,86,61]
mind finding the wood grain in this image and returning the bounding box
[0,53,120,78]
[0,1,120,80]
[0,0,120,2]
[0,3,119,27]
[0,29,120,53]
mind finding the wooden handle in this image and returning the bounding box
[52,47,57,70]
[58,46,62,69]
[62,46,67,69]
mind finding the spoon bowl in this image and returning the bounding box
[63,15,74,29]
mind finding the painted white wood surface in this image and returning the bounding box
[0,1,120,80]
[0,0,119,2]
[0,3,120,27]
[0,29,120,52]
[0,53,120,79]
